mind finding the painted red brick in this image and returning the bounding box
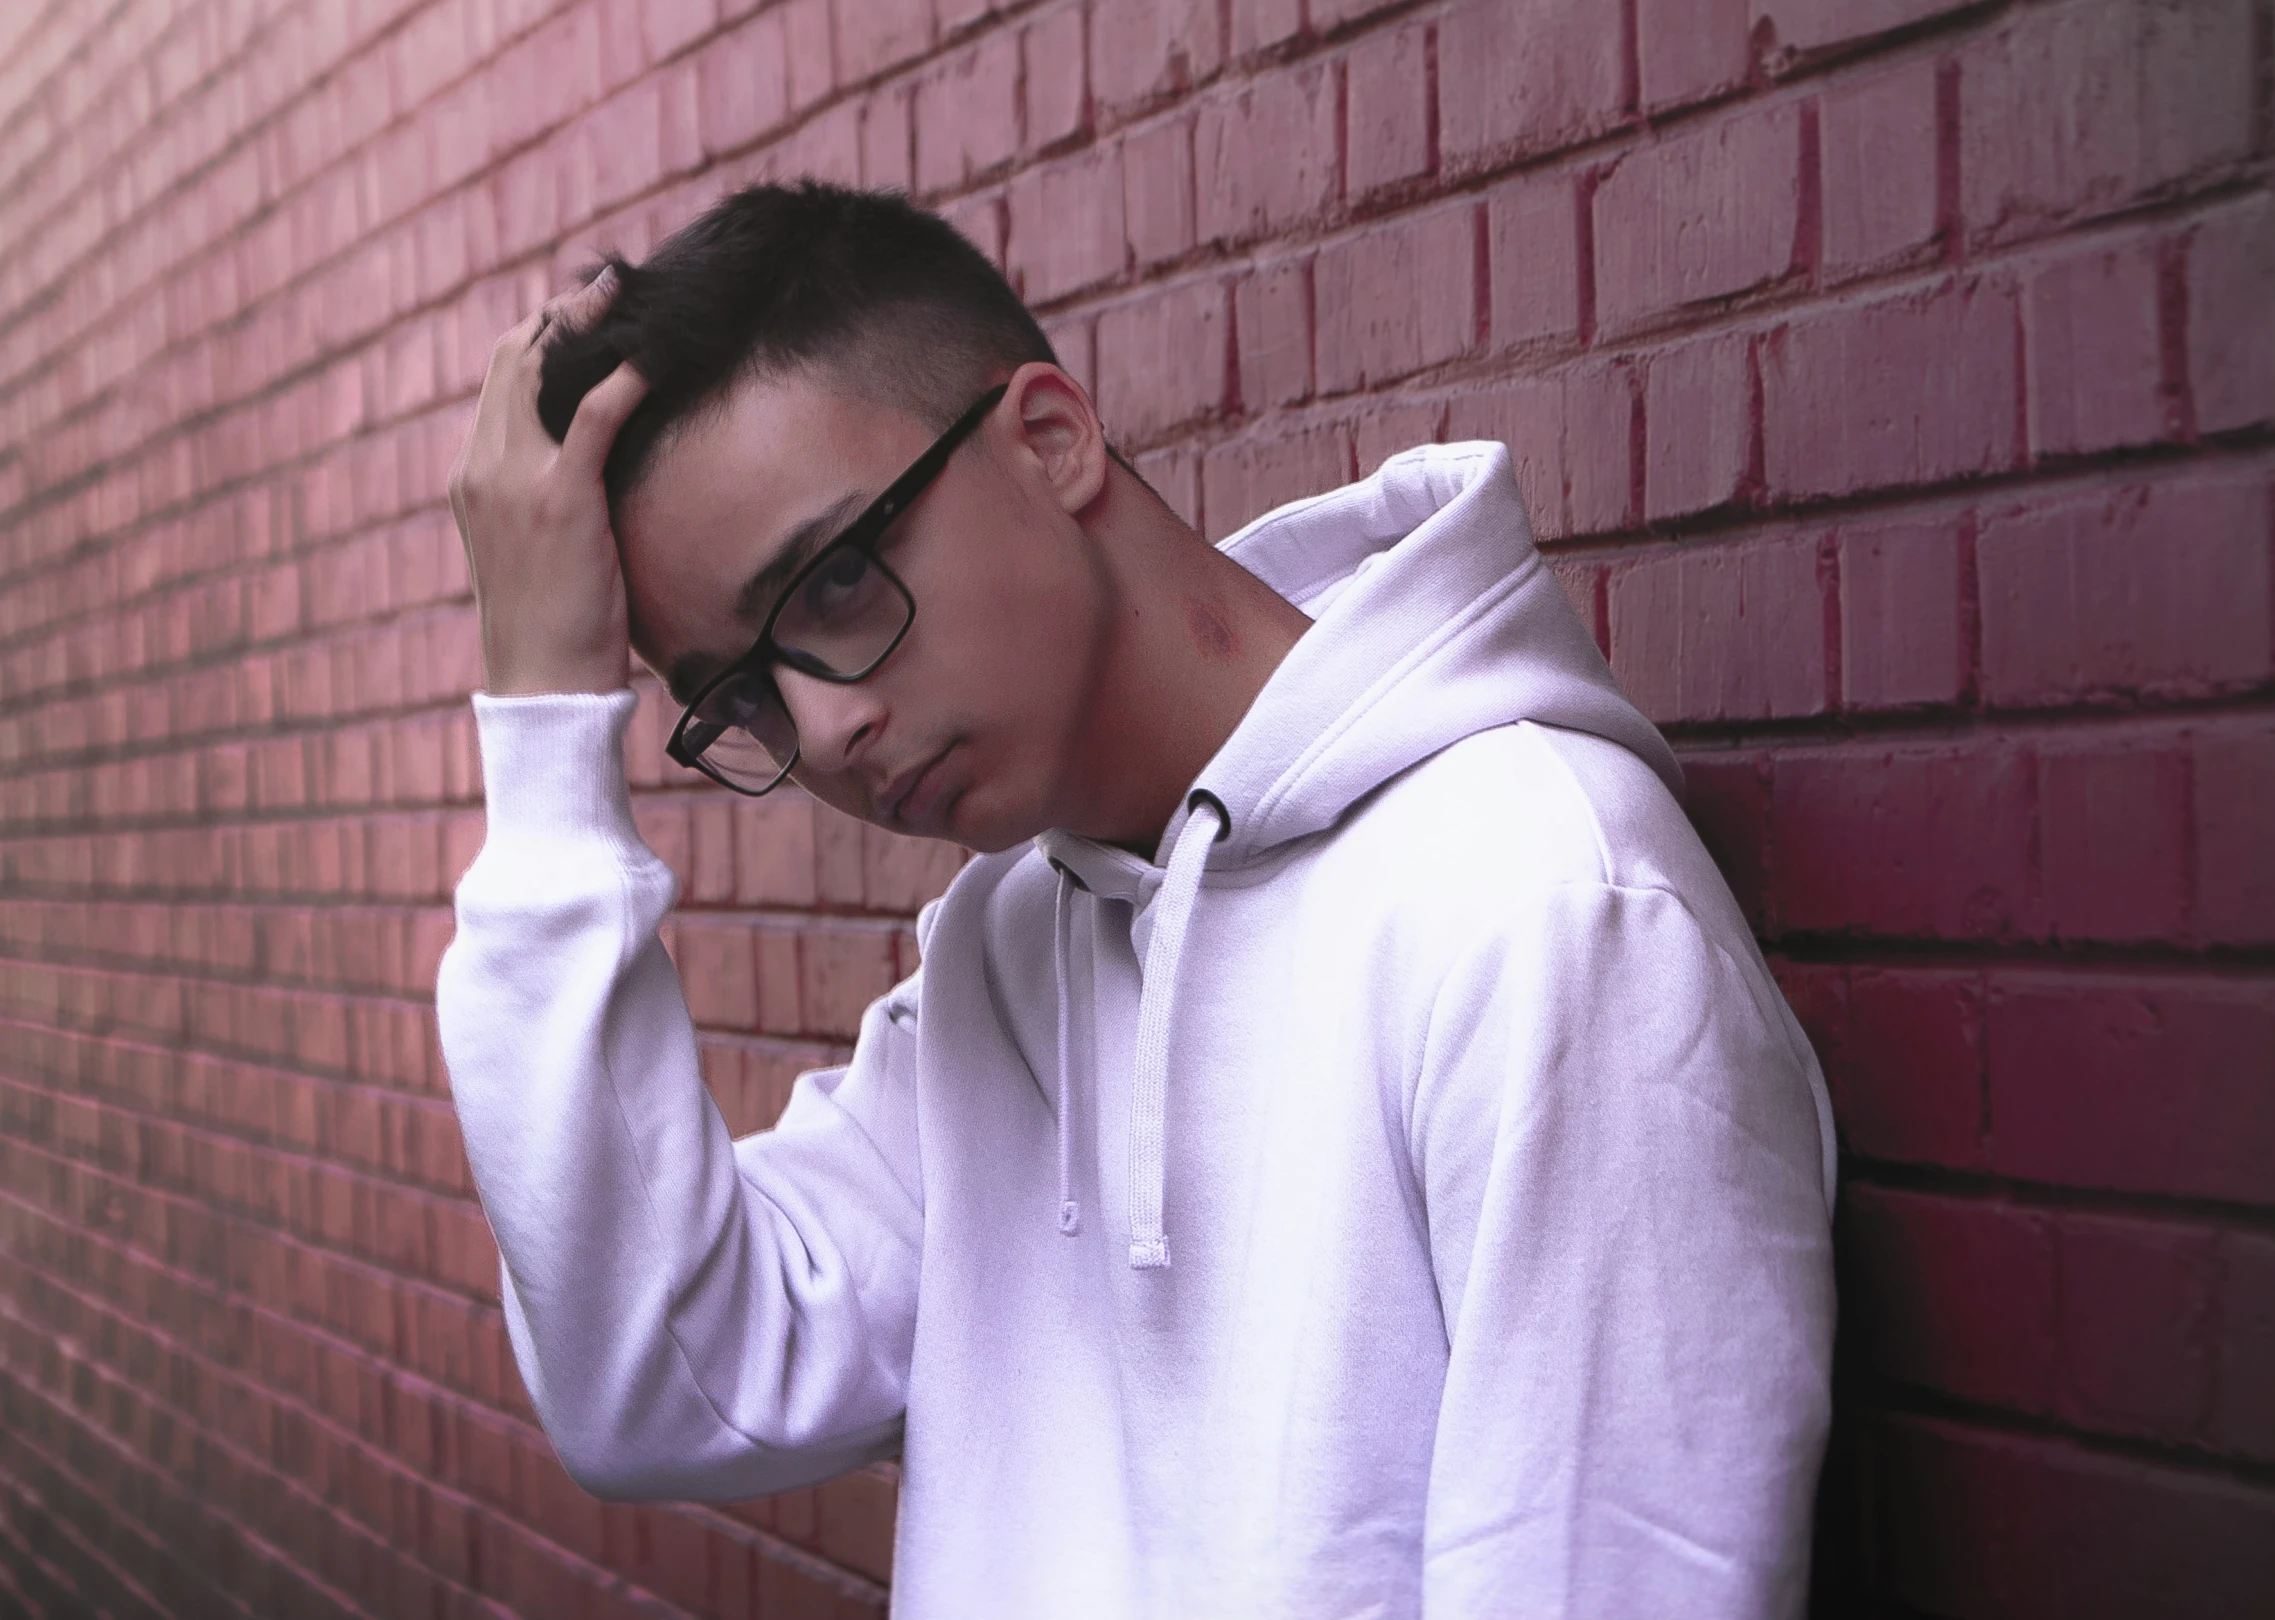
[913,35,1022,193]
[1958,0,2256,245]
[1312,207,1480,393]
[1233,256,1313,409]
[1817,56,1942,279]
[1752,0,1972,57]
[1641,330,1754,520]
[1975,479,2273,706]
[2194,723,2275,948]
[1843,1185,2055,1410]
[1592,101,1805,338]
[1877,1415,2275,1619]
[833,0,935,85]
[2055,1213,2218,1444]
[1022,5,1089,151]
[1006,145,1127,302]
[1094,278,1232,443]
[1986,976,2275,1204]
[1200,423,1352,541]
[2024,231,2175,456]
[2037,740,2189,943]
[2216,1233,2275,1462]
[1436,0,1629,170]
[2187,194,2275,435]
[1833,969,1986,1167]
[1193,64,1337,245]
[1089,0,1221,117]
[1770,741,2036,940]
[1443,376,1570,540]
[1637,0,1751,111]
[1484,171,1582,353]
[1837,513,1967,710]
[1761,279,2020,499]
[1609,535,1828,723]
[1343,22,1432,198]
[695,12,791,158]
[1121,116,1195,267]
[1562,362,1639,536]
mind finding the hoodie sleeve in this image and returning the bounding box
[1411,880,1835,1620]
[435,690,922,1500]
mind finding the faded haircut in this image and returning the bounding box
[535,179,1064,507]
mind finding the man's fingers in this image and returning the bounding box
[556,360,649,486]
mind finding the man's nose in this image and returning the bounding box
[773,664,886,772]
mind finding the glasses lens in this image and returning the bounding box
[773,544,911,674]
[686,672,797,789]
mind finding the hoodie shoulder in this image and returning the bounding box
[1346,721,1733,923]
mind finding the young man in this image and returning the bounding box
[438,181,1837,1618]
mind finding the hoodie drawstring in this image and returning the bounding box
[1126,795,1224,1270]
[1052,868,1081,1236]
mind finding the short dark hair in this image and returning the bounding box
[536,180,1061,506]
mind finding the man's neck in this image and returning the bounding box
[1058,474,1312,855]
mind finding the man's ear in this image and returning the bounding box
[1001,361,1108,517]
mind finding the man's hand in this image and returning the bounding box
[448,269,650,696]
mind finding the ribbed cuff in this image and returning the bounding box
[472,689,642,846]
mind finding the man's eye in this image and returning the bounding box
[801,549,872,613]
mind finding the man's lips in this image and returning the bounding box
[880,747,952,827]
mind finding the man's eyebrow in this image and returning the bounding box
[733,488,872,625]
[663,488,873,706]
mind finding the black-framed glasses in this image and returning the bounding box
[665,382,1010,795]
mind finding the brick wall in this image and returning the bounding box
[0,0,2267,1614]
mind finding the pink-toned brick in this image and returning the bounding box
[1023,5,1089,151]
[1818,57,1942,279]
[1837,513,1966,710]
[1201,424,1352,541]
[1121,116,1195,266]
[783,0,835,110]
[1838,969,1986,1167]
[2187,194,2275,434]
[1231,0,1304,55]
[1007,145,1127,302]
[1877,1415,2275,1619]
[1959,0,2255,244]
[1484,171,1581,352]
[1638,0,1751,111]
[1095,278,1231,444]
[1843,1185,2055,1410]
[1312,207,1480,393]
[1089,0,1221,116]
[1562,362,1639,536]
[2194,723,2275,947]
[1987,975,2275,1204]
[1608,534,1828,723]
[1354,401,1444,479]
[2024,232,2174,456]
[2216,1234,2275,1461]
[696,14,793,157]
[1761,278,2020,498]
[1233,256,1312,409]
[860,85,916,191]
[914,35,1022,192]
[1592,102,1805,337]
[1194,63,1337,244]
[1343,23,1431,197]
[1751,0,1971,57]
[1444,376,1569,541]
[2037,740,2189,942]
[1437,0,1628,169]
[1771,740,2035,939]
[1642,331,1754,520]
[1975,479,2272,706]
[832,0,934,83]
[2056,1214,2219,1443]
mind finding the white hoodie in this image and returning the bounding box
[437,441,1838,1619]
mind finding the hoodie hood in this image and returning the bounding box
[1039,439,1680,892]
[1033,441,1683,1268]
